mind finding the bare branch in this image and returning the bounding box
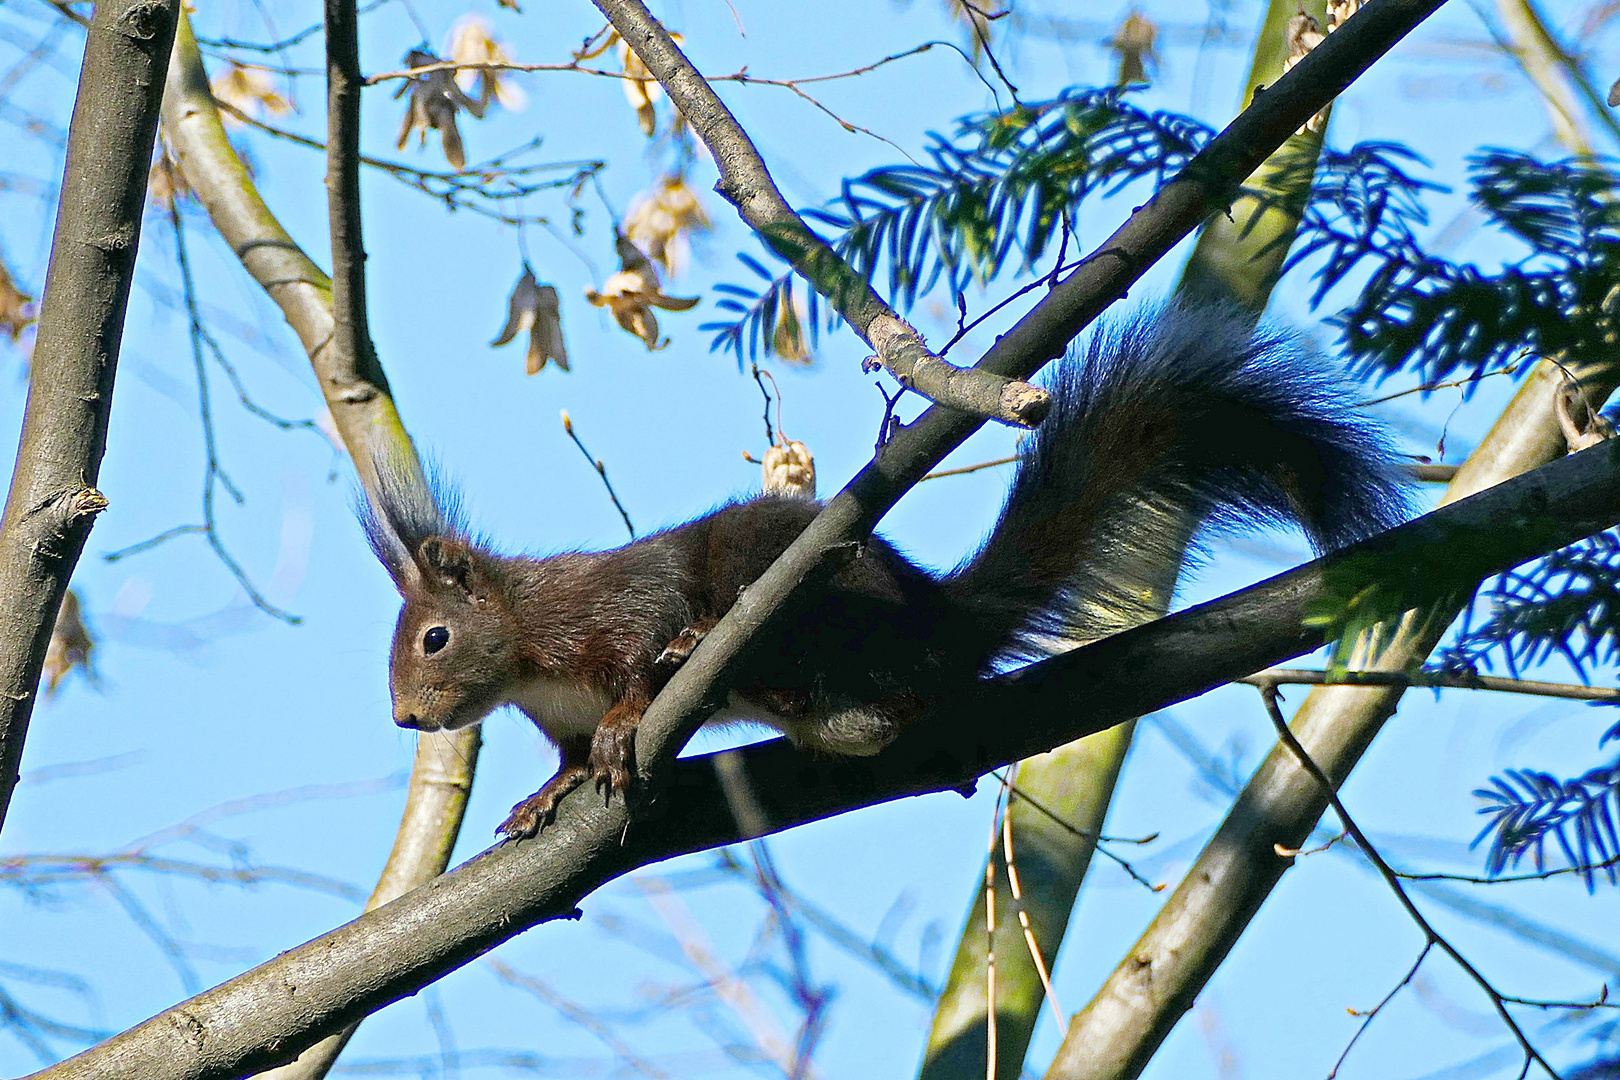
[1240,666,1620,702]
[593,0,1052,428]
[160,16,482,1079]
[560,411,635,540]
[0,0,179,835]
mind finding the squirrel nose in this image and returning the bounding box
[394,710,420,729]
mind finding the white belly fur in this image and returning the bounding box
[506,677,615,741]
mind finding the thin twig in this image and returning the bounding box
[1255,682,1564,1079]
[1328,942,1431,1079]
[1000,790,1068,1036]
[214,99,602,226]
[481,958,669,1080]
[1397,852,1620,885]
[104,196,299,623]
[704,849,938,1001]
[1240,666,1620,702]
[921,455,1018,481]
[1358,359,1526,406]
[560,411,635,539]
[991,769,1164,892]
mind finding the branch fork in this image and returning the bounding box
[599,0,1050,428]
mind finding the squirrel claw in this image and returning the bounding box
[498,765,591,839]
[654,621,714,671]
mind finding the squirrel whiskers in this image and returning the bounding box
[363,304,1410,839]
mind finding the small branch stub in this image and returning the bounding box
[865,315,1051,427]
[591,0,1051,429]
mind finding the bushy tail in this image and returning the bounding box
[945,302,1411,666]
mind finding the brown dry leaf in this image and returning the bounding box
[1326,0,1364,32]
[449,15,526,113]
[574,26,685,137]
[395,48,486,171]
[43,589,94,697]
[584,234,699,351]
[1110,10,1158,86]
[147,141,191,209]
[761,439,815,497]
[210,63,293,127]
[0,256,35,344]
[624,174,710,276]
[617,34,663,136]
[1283,10,1326,68]
[944,0,1004,55]
[1281,1,1360,133]
[771,291,813,365]
[492,264,569,374]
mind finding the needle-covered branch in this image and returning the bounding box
[592,0,1051,428]
[0,0,180,835]
[27,435,1620,1080]
[1044,359,1620,1080]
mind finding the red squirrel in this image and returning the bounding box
[364,305,1409,839]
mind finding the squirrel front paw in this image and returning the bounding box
[587,707,639,802]
[498,764,591,839]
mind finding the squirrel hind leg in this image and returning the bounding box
[654,616,720,673]
[744,689,925,757]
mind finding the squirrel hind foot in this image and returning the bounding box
[736,689,925,757]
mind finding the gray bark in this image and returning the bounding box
[0,0,180,833]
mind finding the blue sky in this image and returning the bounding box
[1,0,1618,1077]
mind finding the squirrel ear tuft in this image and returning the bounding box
[416,537,480,599]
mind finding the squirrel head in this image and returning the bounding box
[386,535,524,732]
[361,460,523,732]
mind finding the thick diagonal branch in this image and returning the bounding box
[27,434,1620,1080]
[593,0,1050,428]
[0,0,179,835]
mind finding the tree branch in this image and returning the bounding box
[161,15,480,1080]
[0,0,179,834]
[592,0,1051,428]
[28,433,1620,1080]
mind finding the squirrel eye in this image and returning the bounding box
[422,626,450,655]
